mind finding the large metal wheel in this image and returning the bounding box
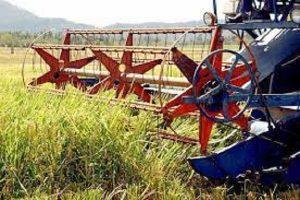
[192,49,256,123]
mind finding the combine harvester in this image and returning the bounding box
[22,0,300,186]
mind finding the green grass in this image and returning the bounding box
[1,59,195,199]
[0,48,299,199]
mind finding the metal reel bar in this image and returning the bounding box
[63,68,191,88]
[67,27,214,35]
[27,85,200,116]
[32,44,170,55]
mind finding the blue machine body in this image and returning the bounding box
[188,27,300,185]
[241,28,300,82]
[260,152,300,185]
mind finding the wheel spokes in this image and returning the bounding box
[197,85,222,103]
[69,76,87,91]
[116,83,129,99]
[163,86,193,110]
[60,33,71,63]
[230,75,250,87]
[172,47,198,83]
[205,60,222,83]
[224,56,240,84]
[226,84,250,94]
[227,103,249,130]
[55,82,66,90]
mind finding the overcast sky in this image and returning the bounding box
[6,0,226,27]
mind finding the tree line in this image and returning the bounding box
[0,32,62,48]
[0,31,240,49]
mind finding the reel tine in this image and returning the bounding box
[32,50,36,71]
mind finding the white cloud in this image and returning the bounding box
[6,0,226,27]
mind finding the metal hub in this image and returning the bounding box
[118,64,127,73]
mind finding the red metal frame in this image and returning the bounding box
[29,27,256,154]
[89,33,162,102]
[30,32,96,90]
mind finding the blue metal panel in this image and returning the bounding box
[240,29,300,82]
[260,152,300,185]
[184,93,300,109]
[228,93,300,108]
[189,114,300,181]
[220,22,299,30]
[188,130,285,179]
[285,153,300,184]
[80,78,99,87]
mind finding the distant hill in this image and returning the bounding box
[0,0,208,32]
[104,21,203,29]
[0,0,94,32]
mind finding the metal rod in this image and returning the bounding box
[63,68,191,87]
[232,94,300,108]
[150,130,198,145]
[220,22,299,30]
[273,0,278,22]
[26,86,199,116]
[213,0,218,23]
[32,44,170,54]
[67,27,214,35]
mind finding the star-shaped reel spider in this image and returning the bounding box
[89,33,163,103]
[161,28,257,154]
[29,33,96,91]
